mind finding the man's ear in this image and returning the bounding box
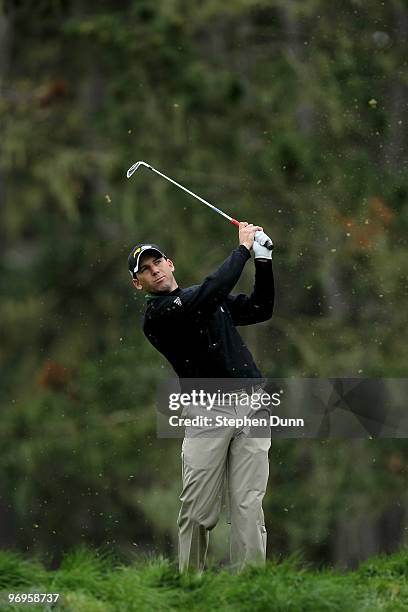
[132,277,143,291]
[166,258,175,272]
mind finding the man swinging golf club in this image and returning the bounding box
[128,220,275,572]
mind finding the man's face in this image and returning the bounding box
[132,252,177,294]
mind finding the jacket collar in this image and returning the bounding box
[145,287,181,301]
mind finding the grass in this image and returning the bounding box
[0,547,407,611]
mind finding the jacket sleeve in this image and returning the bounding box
[225,260,274,325]
[147,245,251,322]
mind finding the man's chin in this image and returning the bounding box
[152,283,171,294]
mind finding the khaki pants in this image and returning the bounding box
[177,398,271,572]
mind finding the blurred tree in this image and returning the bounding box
[0,0,406,567]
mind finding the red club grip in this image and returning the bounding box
[230,218,240,227]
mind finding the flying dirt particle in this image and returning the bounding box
[105,194,112,204]
[330,248,336,253]
[372,31,390,48]
[128,130,132,134]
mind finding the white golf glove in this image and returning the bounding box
[253,230,273,260]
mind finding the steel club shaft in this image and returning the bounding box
[126,161,272,248]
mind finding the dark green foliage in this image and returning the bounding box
[0,0,407,566]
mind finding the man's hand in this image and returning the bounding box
[253,231,273,260]
[239,222,263,251]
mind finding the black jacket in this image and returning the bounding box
[143,245,274,381]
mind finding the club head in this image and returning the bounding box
[126,161,152,179]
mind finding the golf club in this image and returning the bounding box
[126,161,273,250]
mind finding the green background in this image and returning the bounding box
[0,0,407,569]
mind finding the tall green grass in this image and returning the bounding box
[0,547,406,611]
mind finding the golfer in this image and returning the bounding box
[128,222,275,571]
